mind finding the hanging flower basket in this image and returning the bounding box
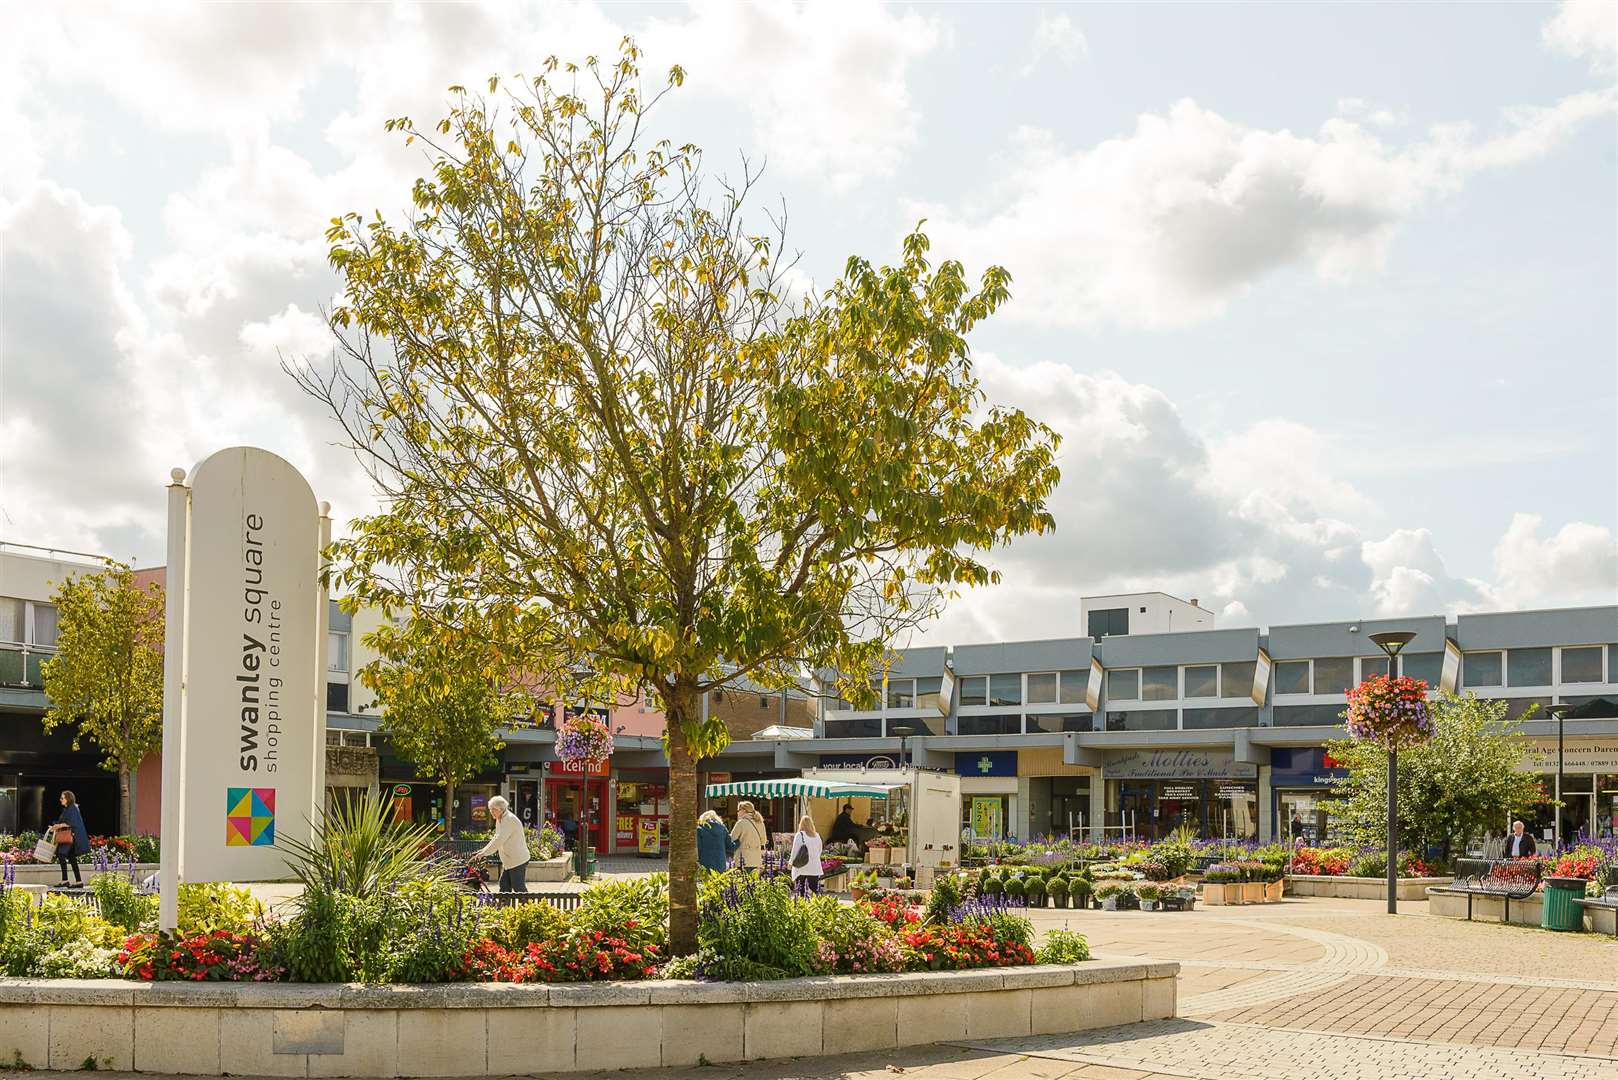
[557,712,614,769]
[1344,675,1433,748]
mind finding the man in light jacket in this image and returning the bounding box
[475,795,530,892]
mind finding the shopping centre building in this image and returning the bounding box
[716,592,1618,847]
[4,539,1614,850]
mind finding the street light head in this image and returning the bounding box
[1368,630,1417,658]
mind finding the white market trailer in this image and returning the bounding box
[704,768,962,869]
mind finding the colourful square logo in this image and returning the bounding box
[226,787,275,847]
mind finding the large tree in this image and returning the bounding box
[39,562,164,833]
[1327,691,1545,863]
[295,44,1060,952]
[360,616,525,838]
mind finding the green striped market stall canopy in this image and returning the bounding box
[704,778,901,800]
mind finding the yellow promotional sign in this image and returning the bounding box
[637,817,663,854]
[970,797,1003,840]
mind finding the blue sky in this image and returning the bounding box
[3,1,1614,644]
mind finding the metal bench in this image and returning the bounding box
[477,890,583,911]
[1440,859,1543,922]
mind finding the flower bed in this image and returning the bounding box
[0,833,158,867]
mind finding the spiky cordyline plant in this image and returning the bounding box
[276,792,444,903]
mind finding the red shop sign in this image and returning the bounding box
[545,759,610,777]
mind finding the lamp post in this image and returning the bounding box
[1368,631,1416,915]
[1548,704,1571,849]
[891,722,917,770]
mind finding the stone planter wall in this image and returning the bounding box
[6,864,160,887]
[1427,887,1555,927]
[1286,875,1453,901]
[1575,900,1617,935]
[0,960,1176,1076]
[524,857,571,883]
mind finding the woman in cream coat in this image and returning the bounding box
[729,801,769,869]
[474,795,530,892]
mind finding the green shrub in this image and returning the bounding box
[1036,928,1090,964]
[1047,877,1069,898]
[575,875,668,955]
[1136,884,1161,902]
[1347,852,1386,879]
[923,872,964,926]
[982,877,1004,896]
[490,900,570,951]
[384,880,483,983]
[91,876,157,933]
[35,895,123,949]
[1003,877,1026,898]
[695,872,820,981]
[1024,878,1046,905]
[178,883,263,936]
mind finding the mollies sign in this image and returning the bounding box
[1105,749,1257,780]
[164,448,327,885]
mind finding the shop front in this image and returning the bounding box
[1017,747,1095,840]
[1269,747,1348,846]
[543,759,610,853]
[957,751,1018,842]
[1517,737,1618,842]
[1102,749,1259,842]
[613,768,670,856]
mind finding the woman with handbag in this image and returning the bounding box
[788,815,823,895]
[730,801,768,870]
[50,790,90,888]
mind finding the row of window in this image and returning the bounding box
[1272,653,1444,696]
[1461,645,1616,689]
[838,644,1618,716]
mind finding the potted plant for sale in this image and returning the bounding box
[1263,862,1285,903]
[1005,876,1028,906]
[1137,883,1162,911]
[1201,864,1240,906]
[1234,861,1266,905]
[1096,883,1125,911]
[1025,876,1047,909]
[865,838,891,866]
[1048,876,1070,909]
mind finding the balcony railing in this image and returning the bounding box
[0,641,52,689]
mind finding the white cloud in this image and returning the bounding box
[647,0,942,191]
[1543,0,1618,68]
[910,359,1614,644]
[1022,11,1087,77]
[921,89,1615,328]
[1490,514,1618,608]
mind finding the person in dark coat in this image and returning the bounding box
[696,810,738,873]
[1505,820,1537,858]
[52,790,90,887]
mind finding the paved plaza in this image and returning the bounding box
[28,893,1618,1080]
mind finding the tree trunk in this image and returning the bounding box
[445,779,457,839]
[665,694,700,956]
[119,765,132,836]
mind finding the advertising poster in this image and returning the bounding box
[970,796,1004,840]
[637,816,663,854]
